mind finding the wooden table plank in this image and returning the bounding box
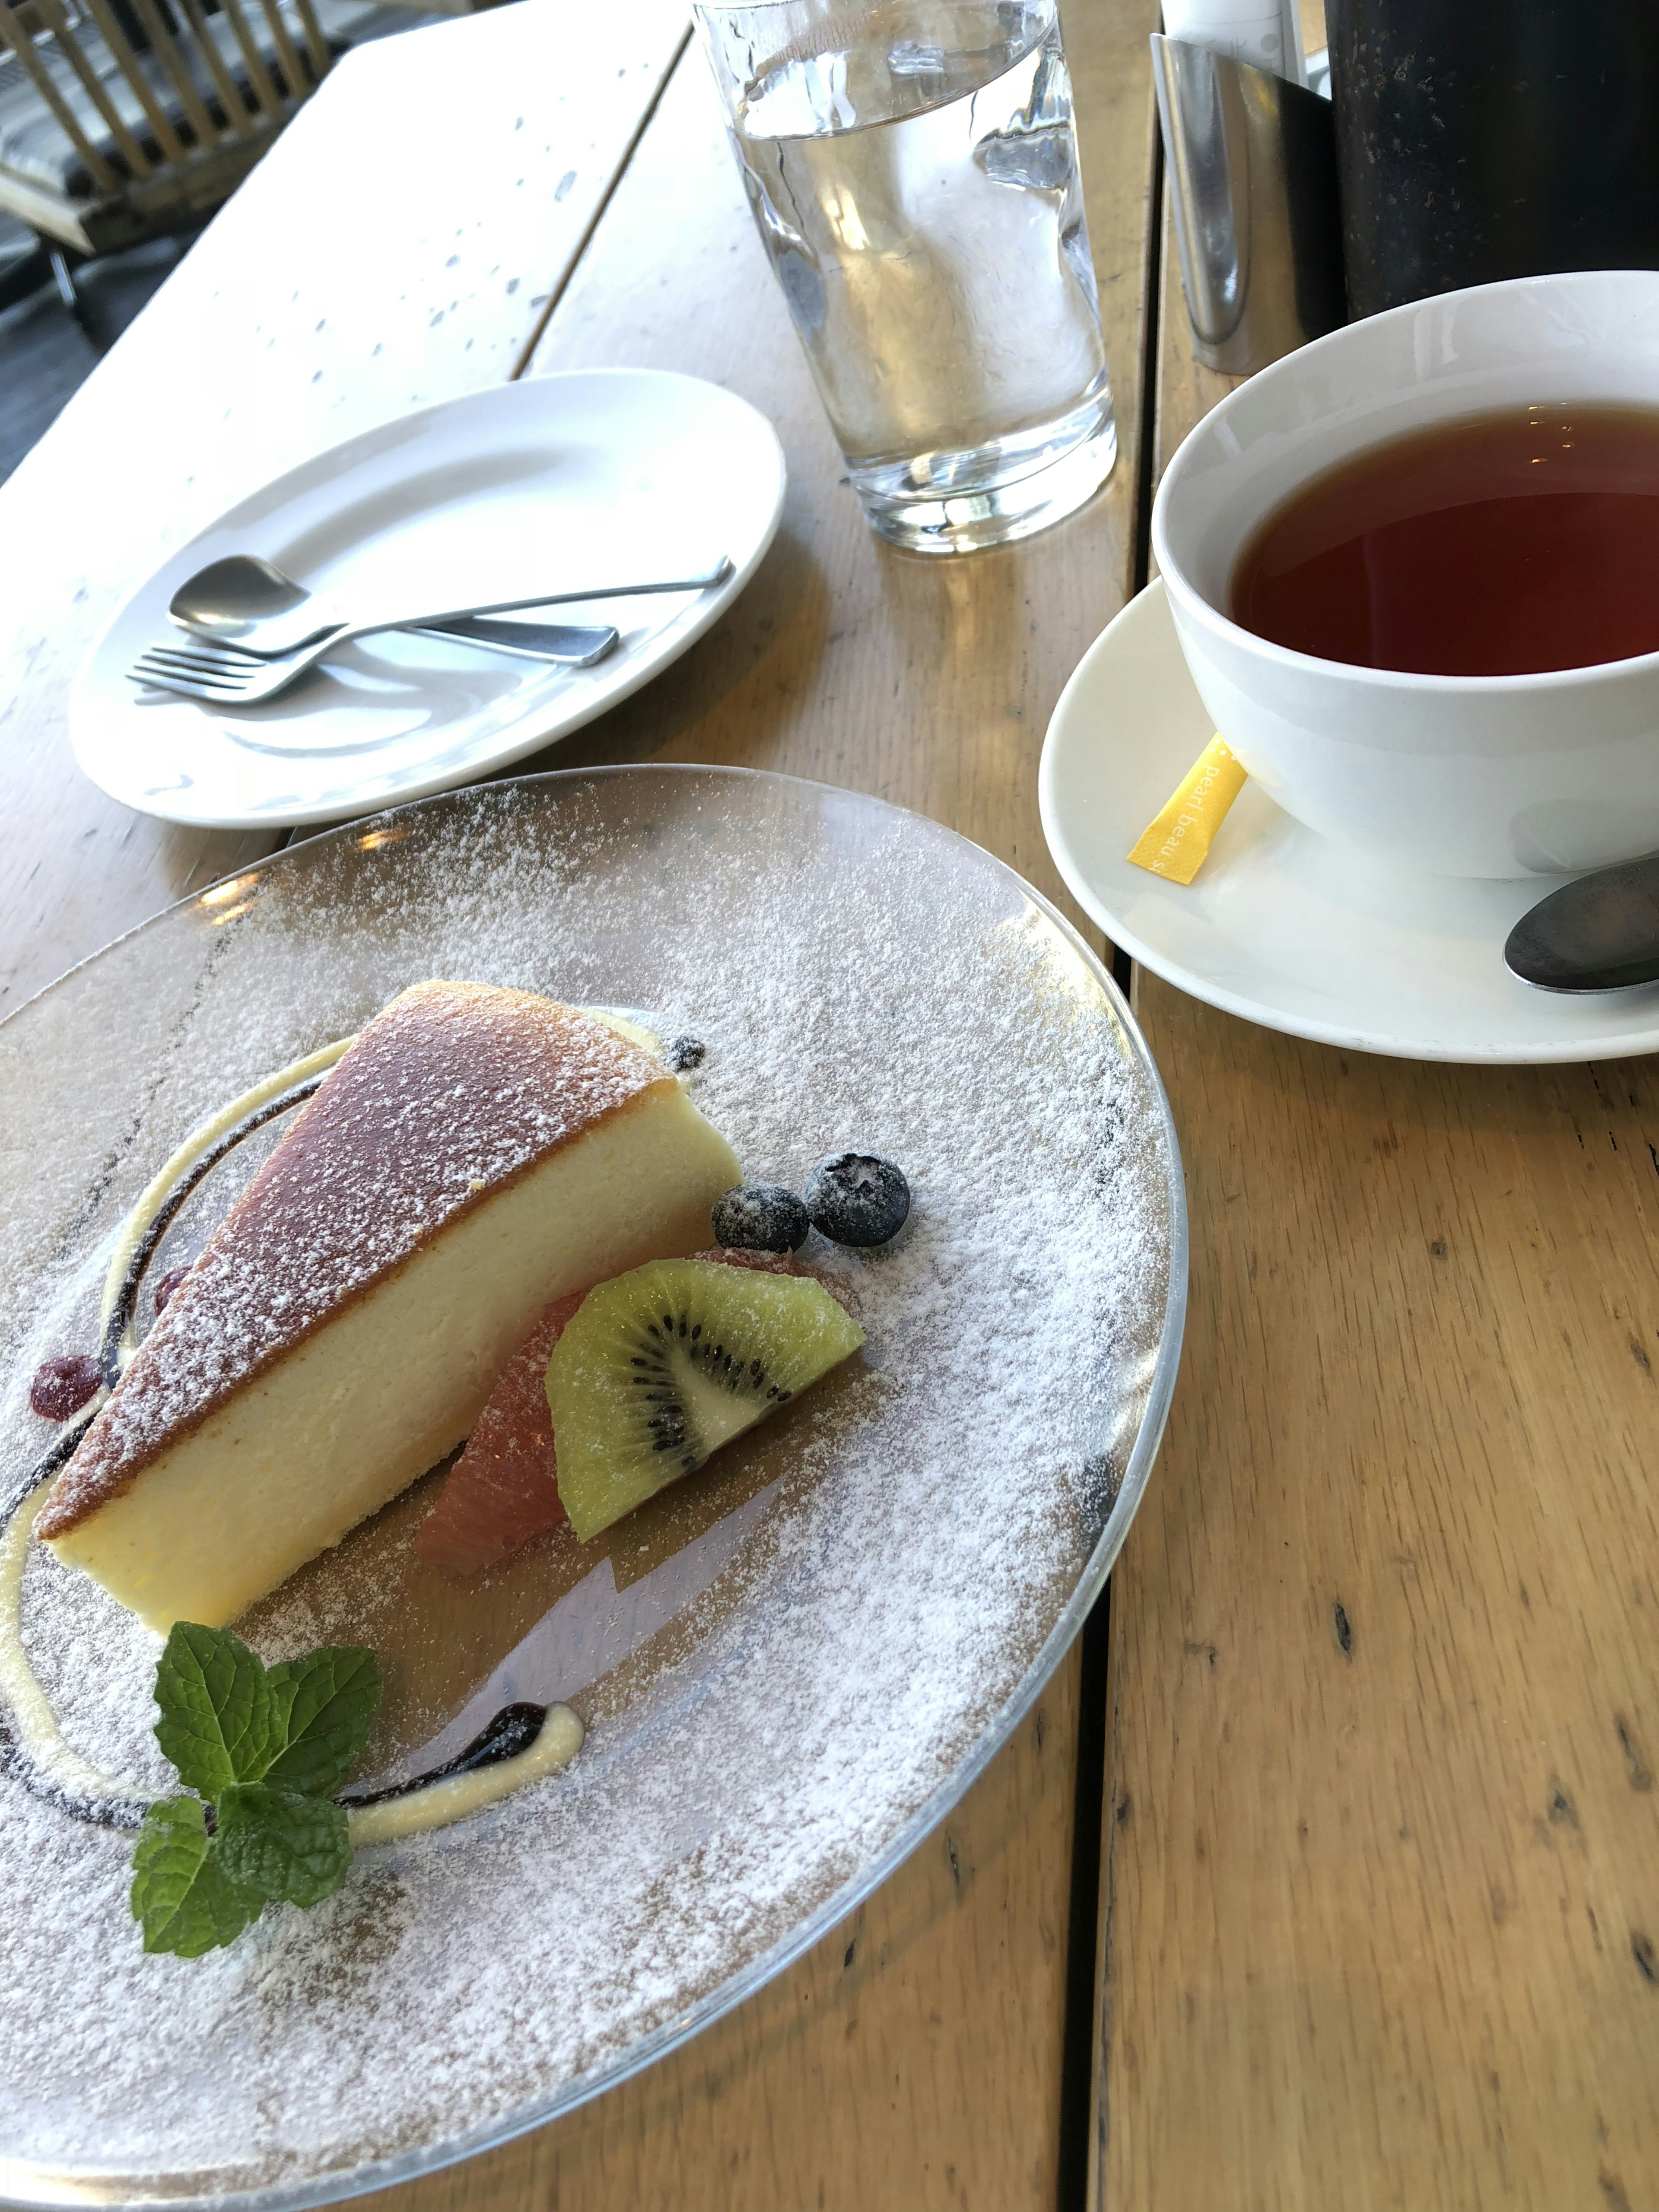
[339,9,1158,2209]
[1092,123,1659,2212]
[0,0,687,1018]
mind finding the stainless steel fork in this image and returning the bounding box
[127,561,734,703]
[129,617,620,702]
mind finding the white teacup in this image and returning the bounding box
[1152,269,1659,879]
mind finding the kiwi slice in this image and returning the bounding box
[547,1259,865,1542]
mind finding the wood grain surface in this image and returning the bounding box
[0,0,686,1017]
[1091,93,1659,2212]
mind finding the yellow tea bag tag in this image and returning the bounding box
[1126,735,1247,884]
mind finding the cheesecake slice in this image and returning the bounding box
[38,982,741,1630]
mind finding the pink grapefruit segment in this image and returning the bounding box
[414,1290,584,1573]
[416,1249,841,1575]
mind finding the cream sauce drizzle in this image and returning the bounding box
[344,1707,585,1847]
[0,1478,147,1809]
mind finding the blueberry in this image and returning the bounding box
[712,1183,810,1254]
[804,1153,910,1247]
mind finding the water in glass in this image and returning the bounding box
[713,0,1116,552]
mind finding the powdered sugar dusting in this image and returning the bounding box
[0,770,1179,2202]
[43,985,665,1526]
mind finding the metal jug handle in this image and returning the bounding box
[1152,33,1348,375]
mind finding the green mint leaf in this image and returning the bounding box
[215,1783,352,1908]
[130,1797,263,1958]
[153,1622,280,1794]
[138,1632,379,1958]
[262,1646,382,1797]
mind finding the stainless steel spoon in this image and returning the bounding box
[167,552,732,661]
[1504,853,1659,992]
[168,555,620,664]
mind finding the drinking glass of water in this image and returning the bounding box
[694,0,1117,554]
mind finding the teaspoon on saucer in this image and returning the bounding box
[1504,854,1659,992]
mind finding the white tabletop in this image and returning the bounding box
[0,0,689,1014]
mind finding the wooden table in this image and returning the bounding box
[3,0,1656,2203]
[1092,205,1659,2212]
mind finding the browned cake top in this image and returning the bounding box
[38,982,670,1538]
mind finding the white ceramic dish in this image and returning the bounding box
[0,766,1183,2208]
[1153,268,1659,879]
[71,372,786,830]
[1040,580,1659,1062]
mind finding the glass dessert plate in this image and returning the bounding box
[0,766,1185,2210]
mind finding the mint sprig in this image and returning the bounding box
[215,1784,352,1907]
[132,1623,380,1958]
[153,1622,282,1795]
[131,1797,264,1958]
[264,1647,385,1797]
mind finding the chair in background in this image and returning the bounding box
[0,0,332,260]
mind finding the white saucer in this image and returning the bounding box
[72,371,786,829]
[1039,580,1659,1063]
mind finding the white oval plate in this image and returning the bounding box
[1040,580,1659,1064]
[71,372,786,830]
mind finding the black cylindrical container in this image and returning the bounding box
[1328,1,1659,318]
